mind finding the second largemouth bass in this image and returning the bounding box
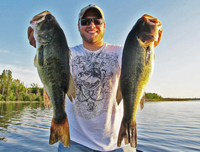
[117,14,163,148]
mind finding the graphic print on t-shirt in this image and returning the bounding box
[71,51,119,119]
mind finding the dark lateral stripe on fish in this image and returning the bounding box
[38,45,44,66]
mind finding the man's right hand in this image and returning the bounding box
[28,26,36,48]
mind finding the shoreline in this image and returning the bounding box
[0,101,43,103]
[1,98,200,103]
[146,98,200,102]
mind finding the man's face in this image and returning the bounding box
[78,10,106,44]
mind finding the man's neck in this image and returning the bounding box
[83,40,104,51]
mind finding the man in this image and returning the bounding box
[28,4,136,152]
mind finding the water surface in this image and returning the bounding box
[0,101,200,152]
[0,102,58,152]
[137,101,200,152]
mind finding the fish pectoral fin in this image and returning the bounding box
[140,93,145,110]
[38,45,44,66]
[43,88,51,108]
[116,79,123,105]
[66,73,76,102]
[49,116,70,147]
[117,120,137,148]
[145,46,151,65]
[34,54,37,67]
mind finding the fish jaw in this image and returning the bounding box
[143,14,163,47]
[30,11,56,45]
[30,11,51,31]
[30,11,51,25]
[138,14,163,47]
[142,14,162,26]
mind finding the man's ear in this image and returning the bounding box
[78,23,80,32]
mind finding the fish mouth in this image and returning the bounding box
[142,14,163,35]
[138,14,163,46]
[30,11,51,24]
[142,14,162,27]
[143,15,163,46]
[30,11,55,45]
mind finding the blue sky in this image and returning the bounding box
[0,0,199,98]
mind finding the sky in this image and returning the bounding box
[0,0,199,98]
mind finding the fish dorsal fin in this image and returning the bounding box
[145,46,151,65]
[67,73,76,102]
[116,79,123,105]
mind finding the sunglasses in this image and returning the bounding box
[80,18,104,26]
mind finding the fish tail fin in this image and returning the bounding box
[49,116,70,147]
[117,120,137,148]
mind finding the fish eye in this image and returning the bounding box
[141,20,146,26]
[46,14,52,22]
[47,17,51,22]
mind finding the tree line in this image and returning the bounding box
[145,92,163,99]
[0,69,163,102]
[0,69,43,101]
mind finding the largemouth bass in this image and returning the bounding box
[117,14,163,148]
[30,11,75,147]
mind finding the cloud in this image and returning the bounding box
[0,49,9,53]
[0,64,43,87]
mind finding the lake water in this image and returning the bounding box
[0,101,200,152]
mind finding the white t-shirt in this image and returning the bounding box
[66,43,126,151]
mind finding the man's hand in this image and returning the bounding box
[28,26,36,48]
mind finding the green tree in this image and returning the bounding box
[0,70,13,96]
[6,92,16,101]
[0,94,4,101]
[0,74,2,94]
[12,79,26,101]
[145,93,163,99]
[30,83,43,100]
[1,70,7,96]
[6,70,12,96]
[31,83,39,94]
[0,69,44,102]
